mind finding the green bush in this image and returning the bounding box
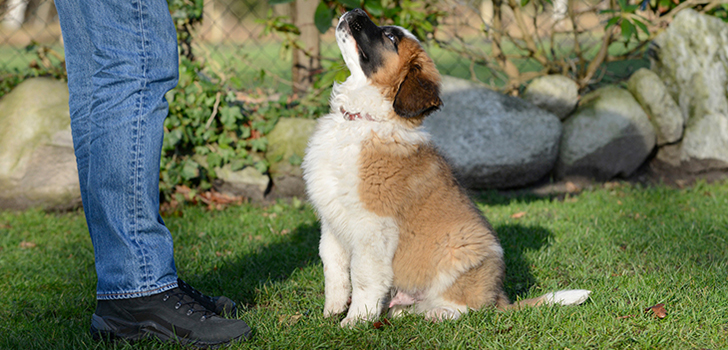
[160,57,329,201]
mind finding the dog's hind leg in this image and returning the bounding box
[414,294,469,322]
[319,220,351,317]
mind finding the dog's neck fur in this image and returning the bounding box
[331,76,392,122]
[328,75,430,146]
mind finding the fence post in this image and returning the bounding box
[290,0,320,94]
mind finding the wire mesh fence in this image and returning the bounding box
[0,0,642,92]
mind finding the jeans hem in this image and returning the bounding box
[96,281,178,300]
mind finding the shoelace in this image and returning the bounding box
[177,279,215,302]
[163,288,216,321]
[177,279,218,311]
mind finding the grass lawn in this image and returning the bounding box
[1,180,727,349]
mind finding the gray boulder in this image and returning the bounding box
[424,76,562,189]
[522,74,579,120]
[265,117,316,198]
[213,164,270,202]
[0,78,81,211]
[557,86,656,180]
[627,68,684,146]
[651,9,728,171]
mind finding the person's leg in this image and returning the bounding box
[58,0,178,299]
[56,0,250,343]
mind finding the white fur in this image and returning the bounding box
[302,63,428,329]
[305,11,590,328]
[541,289,592,306]
[303,12,432,327]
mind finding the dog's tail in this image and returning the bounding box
[498,289,591,311]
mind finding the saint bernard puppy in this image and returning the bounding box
[302,9,590,327]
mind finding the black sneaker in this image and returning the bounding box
[91,287,251,347]
[177,278,237,316]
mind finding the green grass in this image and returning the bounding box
[2,180,727,349]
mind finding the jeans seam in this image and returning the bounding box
[131,0,152,292]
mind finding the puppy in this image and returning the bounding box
[302,9,590,327]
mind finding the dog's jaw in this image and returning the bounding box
[333,11,392,122]
[336,13,367,84]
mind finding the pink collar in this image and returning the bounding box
[340,107,375,121]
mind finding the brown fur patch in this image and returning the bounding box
[369,37,442,122]
[357,132,507,310]
[442,255,509,309]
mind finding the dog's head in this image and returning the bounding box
[336,9,442,120]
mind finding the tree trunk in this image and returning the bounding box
[290,0,320,94]
[2,0,28,30]
[204,0,224,44]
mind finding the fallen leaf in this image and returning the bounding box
[565,181,581,193]
[645,303,667,319]
[565,196,579,203]
[494,325,513,334]
[604,182,621,190]
[278,313,302,326]
[20,241,36,249]
[372,318,391,329]
[510,211,527,219]
[235,91,282,104]
[215,250,232,257]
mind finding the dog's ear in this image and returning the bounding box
[393,55,442,119]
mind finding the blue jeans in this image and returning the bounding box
[55,0,180,300]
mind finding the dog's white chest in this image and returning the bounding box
[303,116,368,218]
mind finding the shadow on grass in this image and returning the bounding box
[471,189,555,207]
[495,223,552,301]
[210,217,551,308]
[212,222,322,307]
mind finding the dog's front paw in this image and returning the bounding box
[339,307,375,327]
[323,301,348,318]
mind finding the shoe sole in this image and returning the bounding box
[91,314,250,348]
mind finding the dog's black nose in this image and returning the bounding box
[351,8,366,16]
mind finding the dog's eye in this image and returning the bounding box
[385,32,396,43]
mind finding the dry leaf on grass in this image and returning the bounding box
[19,241,37,249]
[372,318,391,329]
[215,250,233,257]
[278,313,302,326]
[645,303,667,319]
[510,211,527,219]
[494,325,513,334]
[565,181,581,193]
